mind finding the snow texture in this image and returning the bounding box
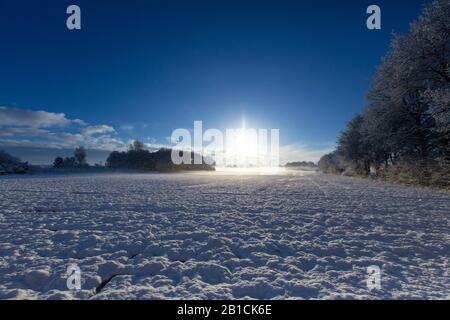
[0,172,449,299]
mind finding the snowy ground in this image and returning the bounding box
[0,171,449,299]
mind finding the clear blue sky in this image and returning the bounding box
[0,0,427,164]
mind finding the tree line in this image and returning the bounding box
[0,150,30,174]
[53,146,88,168]
[319,0,449,188]
[51,141,214,172]
[106,140,214,172]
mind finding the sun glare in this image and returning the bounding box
[226,126,259,166]
[213,120,281,173]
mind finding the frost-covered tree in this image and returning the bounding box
[422,88,450,152]
[366,0,449,162]
[326,0,449,187]
[318,151,342,174]
[337,115,372,174]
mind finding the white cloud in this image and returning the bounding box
[83,135,126,151]
[82,125,115,136]
[144,142,171,151]
[0,107,335,162]
[0,106,86,128]
[0,126,83,142]
[0,127,49,137]
[0,106,125,151]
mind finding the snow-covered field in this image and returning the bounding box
[0,171,449,299]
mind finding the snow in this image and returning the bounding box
[0,171,449,299]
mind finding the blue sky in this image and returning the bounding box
[0,0,427,164]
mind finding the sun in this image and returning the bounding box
[205,118,280,173]
[225,124,259,167]
[235,128,258,162]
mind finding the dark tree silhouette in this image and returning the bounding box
[74,146,87,166]
[53,156,64,168]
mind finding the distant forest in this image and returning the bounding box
[105,141,214,172]
[50,140,214,172]
[285,161,317,168]
[319,0,449,189]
